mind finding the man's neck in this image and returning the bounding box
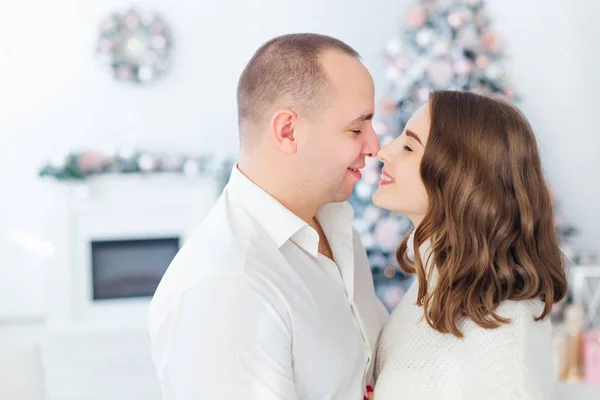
[236,161,321,225]
[311,216,334,261]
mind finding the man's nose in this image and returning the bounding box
[364,130,381,157]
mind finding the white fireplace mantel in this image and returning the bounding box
[40,173,221,400]
[44,173,221,334]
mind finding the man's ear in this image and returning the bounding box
[271,108,298,155]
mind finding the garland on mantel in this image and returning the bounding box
[38,149,235,182]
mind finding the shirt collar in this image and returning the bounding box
[225,165,355,258]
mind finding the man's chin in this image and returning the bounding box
[333,185,354,203]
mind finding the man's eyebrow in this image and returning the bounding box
[348,113,374,125]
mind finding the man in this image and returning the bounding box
[148,33,388,399]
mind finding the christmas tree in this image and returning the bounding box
[349,0,517,311]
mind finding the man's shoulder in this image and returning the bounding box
[164,195,278,281]
[149,196,283,317]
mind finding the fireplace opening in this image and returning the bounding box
[90,237,179,300]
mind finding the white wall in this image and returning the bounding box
[1,0,598,321]
[0,0,406,320]
[485,0,600,251]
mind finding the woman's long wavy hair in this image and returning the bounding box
[397,90,568,338]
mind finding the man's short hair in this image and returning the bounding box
[237,33,360,136]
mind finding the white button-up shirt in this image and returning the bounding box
[149,166,388,400]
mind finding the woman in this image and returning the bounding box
[371,90,568,400]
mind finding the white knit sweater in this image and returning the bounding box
[374,236,556,400]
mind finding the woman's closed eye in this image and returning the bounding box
[404,145,413,152]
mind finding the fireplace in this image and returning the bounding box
[44,174,220,332]
[90,236,180,300]
[41,173,221,400]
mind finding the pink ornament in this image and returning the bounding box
[481,30,501,53]
[98,39,115,52]
[427,59,454,86]
[101,18,117,33]
[405,4,428,28]
[374,219,401,251]
[364,207,381,224]
[78,152,105,172]
[379,97,397,116]
[433,39,451,56]
[124,12,140,30]
[474,12,487,27]
[551,302,562,314]
[115,65,133,80]
[395,57,409,70]
[448,12,465,28]
[454,58,472,76]
[475,55,489,68]
[151,22,164,35]
[458,29,478,48]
